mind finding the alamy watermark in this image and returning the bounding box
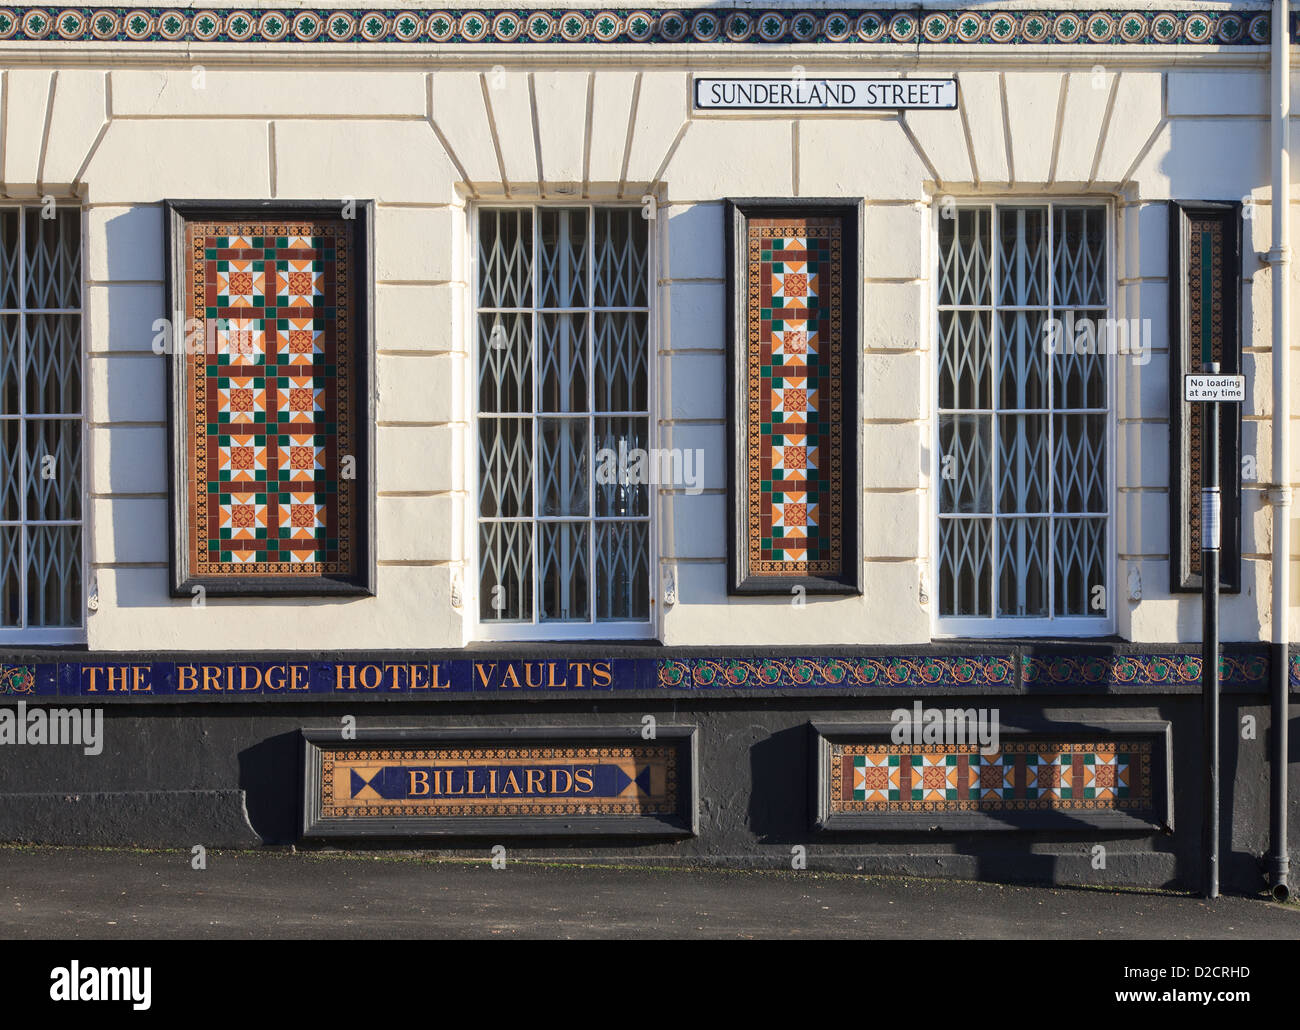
[151,315,259,359]
[50,962,151,1010]
[594,442,704,495]
[891,701,1000,755]
[1043,312,1151,366]
[0,701,102,756]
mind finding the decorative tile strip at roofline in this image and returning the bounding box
[0,649,1293,699]
[0,7,1274,47]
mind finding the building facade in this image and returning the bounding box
[0,0,1296,894]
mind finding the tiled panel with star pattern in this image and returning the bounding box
[168,204,372,595]
[729,204,858,593]
[814,722,1170,830]
[834,741,1148,810]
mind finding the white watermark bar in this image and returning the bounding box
[0,701,102,755]
[694,77,958,111]
[1185,374,1245,402]
[890,701,1000,754]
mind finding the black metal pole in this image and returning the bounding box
[1202,361,1221,900]
[1270,639,1290,900]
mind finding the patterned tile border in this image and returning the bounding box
[0,651,1285,698]
[658,656,1017,689]
[0,8,1273,46]
[1020,652,1266,689]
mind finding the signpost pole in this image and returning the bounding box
[1201,360,1221,900]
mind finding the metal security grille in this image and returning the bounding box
[0,206,83,638]
[476,206,651,634]
[937,202,1109,630]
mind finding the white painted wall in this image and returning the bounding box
[1,40,1289,649]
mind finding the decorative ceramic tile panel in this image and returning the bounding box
[753,224,834,569]
[830,740,1150,813]
[0,8,1273,46]
[812,721,1173,831]
[167,203,373,595]
[302,729,698,836]
[191,224,345,571]
[1169,203,1241,594]
[728,203,858,593]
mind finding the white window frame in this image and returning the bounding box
[0,201,87,645]
[930,196,1116,639]
[470,200,658,642]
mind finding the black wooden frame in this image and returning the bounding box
[1168,201,1242,593]
[725,198,863,595]
[810,718,1173,832]
[164,199,376,597]
[301,726,699,838]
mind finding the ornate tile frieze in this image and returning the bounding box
[0,8,1271,46]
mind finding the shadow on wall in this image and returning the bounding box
[743,714,1197,889]
[99,206,174,606]
[100,207,370,611]
[238,731,302,845]
[1172,113,1267,643]
[747,724,808,839]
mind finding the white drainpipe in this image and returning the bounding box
[1269,0,1291,901]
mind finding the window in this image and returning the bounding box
[0,205,83,641]
[475,205,652,637]
[936,202,1110,635]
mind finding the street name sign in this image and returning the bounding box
[694,77,958,111]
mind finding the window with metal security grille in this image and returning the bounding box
[475,206,652,638]
[936,202,1111,635]
[0,206,84,641]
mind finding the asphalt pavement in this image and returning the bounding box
[2,845,1298,939]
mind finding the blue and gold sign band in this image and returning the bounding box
[0,8,1275,47]
[323,745,676,818]
[0,651,1293,698]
